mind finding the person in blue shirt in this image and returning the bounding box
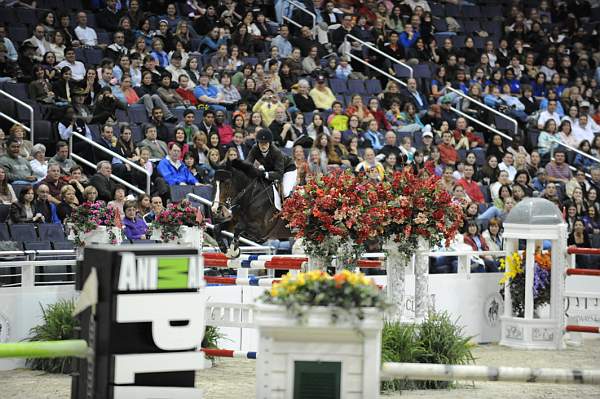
[150,37,170,68]
[199,26,227,55]
[363,120,384,151]
[399,24,419,50]
[193,71,227,112]
[157,142,200,186]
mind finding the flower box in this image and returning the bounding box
[67,225,123,245]
[255,302,383,399]
[168,226,203,248]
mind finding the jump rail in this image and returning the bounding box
[381,362,600,385]
[3,340,600,386]
[201,348,257,359]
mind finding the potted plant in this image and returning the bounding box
[152,201,204,247]
[499,249,552,318]
[282,169,389,271]
[255,270,388,398]
[381,169,463,322]
[67,201,123,247]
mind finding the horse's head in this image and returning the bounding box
[211,160,255,220]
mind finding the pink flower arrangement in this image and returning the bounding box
[153,201,204,241]
[67,201,121,246]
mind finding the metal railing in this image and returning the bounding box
[282,0,316,30]
[450,106,514,142]
[69,131,151,195]
[186,193,265,248]
[344,51,407,88]
[345,34,413,79]
[550,137,600,165]
[0,259,77,288]
[0,90,34,143]
[445,85,518,137]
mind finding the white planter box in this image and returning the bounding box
[255,302,383,399]
[67,225,123,245]
[154,226,203,249]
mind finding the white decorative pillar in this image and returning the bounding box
[414,238,430,322]
[384,239,408,323]
[500,197,567,350]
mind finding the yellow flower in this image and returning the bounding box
[270,287,280,297]
[297,275,306,286]
[347,273,359,286]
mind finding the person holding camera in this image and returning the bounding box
[252,88,285,127]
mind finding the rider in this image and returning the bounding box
[247,128,285,183]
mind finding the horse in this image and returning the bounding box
[210,159,290,257]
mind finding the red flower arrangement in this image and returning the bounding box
[282,169,390,263]
[153,201,204,242]
[67,201,121,246]
[383,170,464,257]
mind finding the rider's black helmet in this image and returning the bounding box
[256,128,273,143]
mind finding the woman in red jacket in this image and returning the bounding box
[463,221,500,272]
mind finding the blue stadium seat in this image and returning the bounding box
[38,224,66,242]
[4,83,29,100]
[170,185,194,202]
[329,78,348,94]
[414,64,431,79]
[33,120,55,145]
[23,241,52,251]
[15,8,37,25]
[393,64,411,78]
[131,125,143,143]
[463,6,482,19]
[11,184,31,199]
[10,27,28,43]
[84,48,104,65]
[347,79,366,95]
[10,224,38,242]
[0,223,10,241]
[53,241,75,250]
[116,109,128,124]
[365,79,382,95]
[128,104,148,124]
[0,205,8,223]
[193,185,213,201]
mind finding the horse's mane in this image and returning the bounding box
[228,159,259,192]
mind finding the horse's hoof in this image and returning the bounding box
[226,245,241,259]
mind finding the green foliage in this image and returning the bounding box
[26,299,78,374]
[381,311,475,392]
[202,325,222,349]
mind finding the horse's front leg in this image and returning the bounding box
[226,227,243,259]
[212,222,230,254]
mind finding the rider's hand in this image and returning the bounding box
[257,165,265,171]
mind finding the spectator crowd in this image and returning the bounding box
[0,0,599,268]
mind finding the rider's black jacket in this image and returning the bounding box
[246,145,285,183]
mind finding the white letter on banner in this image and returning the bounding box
[113,386,204,399]
[115,292,206,350]
[136,257,157,290]
[118,253,137,291]
[113,352,206,384]
[187,257,203,289]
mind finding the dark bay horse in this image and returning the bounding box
[211,159,290,257]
